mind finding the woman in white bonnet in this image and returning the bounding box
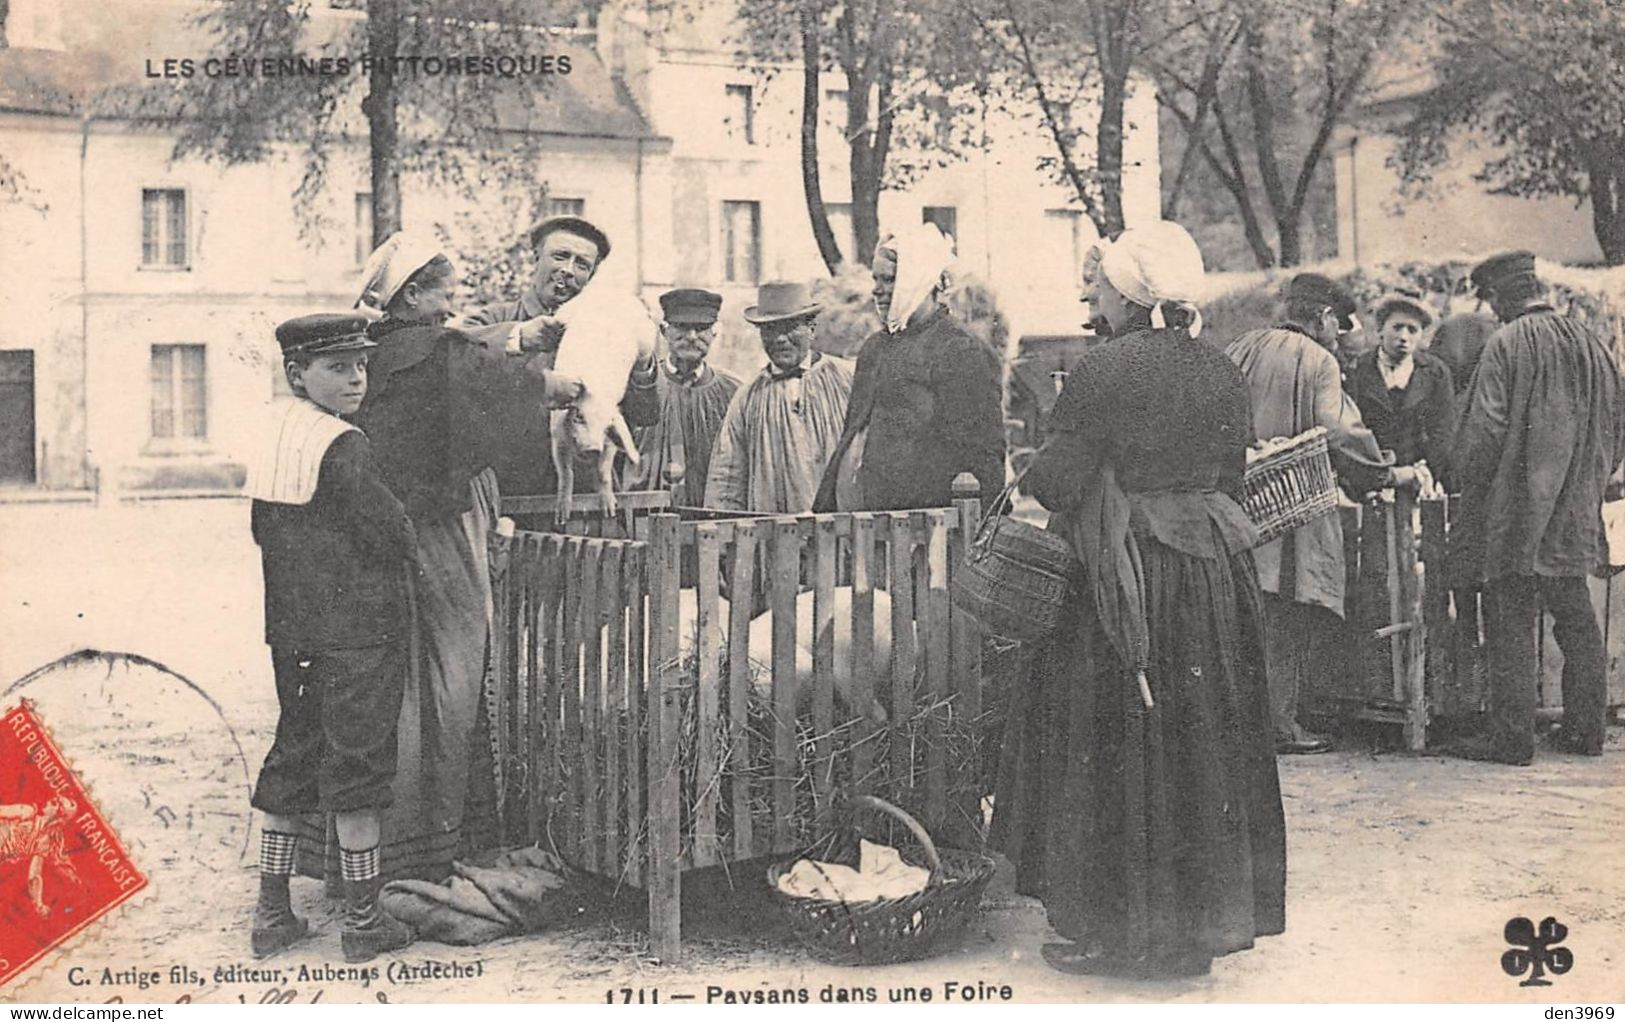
[989,221,1286,978]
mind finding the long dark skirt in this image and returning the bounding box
[989,532,1286,967]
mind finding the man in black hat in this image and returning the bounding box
[1227,274,1422,754]
[454,215,659,494]
[1446,251,1624,763]
[622,288,741,506]
[242,313,418,962]
[706,281,854,513]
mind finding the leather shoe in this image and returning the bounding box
[1275,736,1332,755]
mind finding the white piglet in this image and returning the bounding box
[549,277,654,521]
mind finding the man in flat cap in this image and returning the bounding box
[454,215,659,494]
[622,288,740,506]
[1346,292,1457,488]
[706,281,854,513]
[1227,273,1422,754]
[1446,251,1625,763]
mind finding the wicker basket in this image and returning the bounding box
[951,478,1081,643]
[766,796,997,966]
[1242,426,1336,549]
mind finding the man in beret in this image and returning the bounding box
[622,288,741,506]
[1227,273,1422,754]
[453,215,659,495]
[1446,251,1625,763]
[706,280,854,513]
[1346,293,1457,488]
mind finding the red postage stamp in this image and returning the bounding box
[0,701,147,989]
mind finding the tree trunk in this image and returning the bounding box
[365,0,402,246]
[848,79,882,263]
[1275,214,1303,267]
[800,0,844,274]
[1097,67,1127,236]
[1590,156,1625,266]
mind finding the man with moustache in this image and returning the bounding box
[705,281,854,513]
[622,288,740,506]
[458,215,659,495]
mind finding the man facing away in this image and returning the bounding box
[1227,274,1422,755]
[1444,251,1624,764]
[621,287,740,505]
[705,280,854,514]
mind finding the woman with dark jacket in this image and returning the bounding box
[990,222,1285,979]
[1346,294,1457,487]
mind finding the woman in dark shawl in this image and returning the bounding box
[990,222,1286,979]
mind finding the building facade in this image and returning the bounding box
[0,0,1158,497]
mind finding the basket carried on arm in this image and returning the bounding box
[766,795,997,966]
[1241,426,1337,549]
[950,474,1082,644]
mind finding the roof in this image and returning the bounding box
[0,48,99,115]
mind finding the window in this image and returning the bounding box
[824,203,856,261]
[150,344,207,442]
[354,192,373,266]
[724,84,755,145]
[141,189,188,268]
[1045,209,1086,280]
[722,200,762,284]
[546,196,586,217]
[922,205,958,240]
[821,89,849,139]
[0,350,35,484]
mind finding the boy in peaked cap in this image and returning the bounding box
[241,314,417,962]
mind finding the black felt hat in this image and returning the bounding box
[275,313,376,356]
[1286,273,1359,330]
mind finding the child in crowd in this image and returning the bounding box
[242,313,417,963]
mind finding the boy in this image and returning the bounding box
[242,313,416,962]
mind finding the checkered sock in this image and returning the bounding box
[259,830,297,878]
[340,845,381,884]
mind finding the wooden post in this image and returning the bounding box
[623,545,645,886]
[849,514,877,792]
[694,525,723,868]
[728,521,758,858]
[601,543,626,879]
[770,518,800,851]
[811,518,838,815]
[886,513,918,805]
[1419,498,1451,718]
[647,514,683,962]
[949,473,984,844]
[1393,490,1427,750]
[578,539,603,872]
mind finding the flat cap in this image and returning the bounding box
[275,313,376,357]
[1470,250,1538,297]
[527,215,611,263]
[659,288,723,326]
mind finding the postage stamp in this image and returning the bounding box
[0,701,147,990]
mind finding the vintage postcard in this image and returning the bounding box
[1,0,1621,1006]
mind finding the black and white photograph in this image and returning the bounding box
[0,0,1621,1006]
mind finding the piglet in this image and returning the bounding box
[549,277,654,522]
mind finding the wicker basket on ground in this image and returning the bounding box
[766,795,997,966]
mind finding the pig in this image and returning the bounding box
[548,277,655,523]
[673,587,902,725]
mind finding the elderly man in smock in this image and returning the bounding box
[705,281,854,514]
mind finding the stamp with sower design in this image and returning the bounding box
[1,700,148,989]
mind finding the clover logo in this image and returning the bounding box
[1501,916,1573,987]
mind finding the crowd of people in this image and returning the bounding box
[237,209,1620,982]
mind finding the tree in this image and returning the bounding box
[132,0,580,251]
[1148,0,1408,268]
[736,0,977,273]
[1393,0,1625,265]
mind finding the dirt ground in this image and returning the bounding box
[3,500,1623,1005]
